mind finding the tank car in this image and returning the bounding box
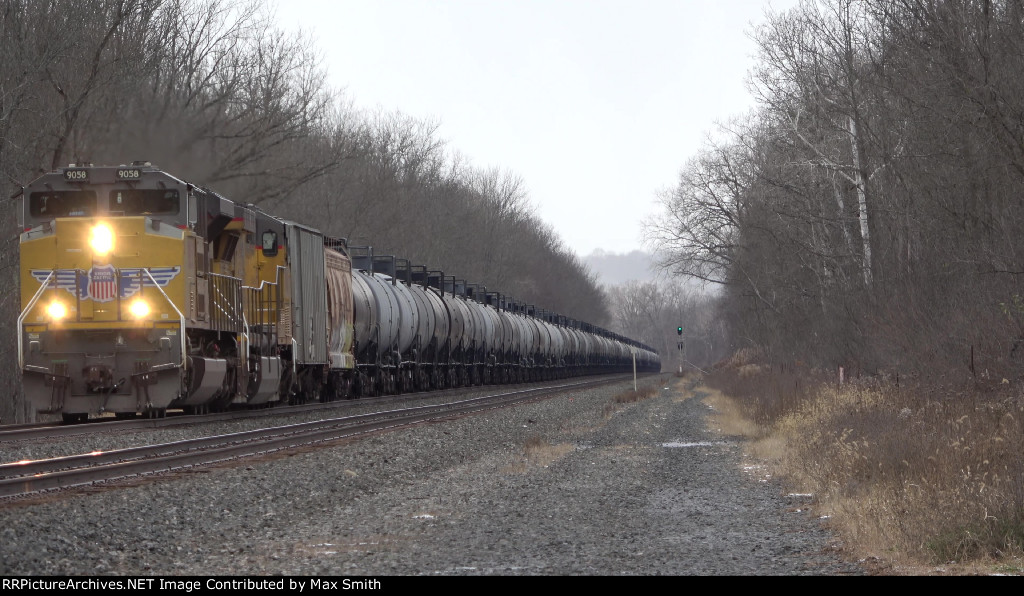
[17,162,660,423]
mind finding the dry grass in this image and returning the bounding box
[502,434,575,474]
[614,386,659,404]
[703,361,1024,575]
[602,384,660,419]
[703,385,764,440]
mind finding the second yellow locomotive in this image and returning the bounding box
[18,163,659,423]
[18,162,349,421]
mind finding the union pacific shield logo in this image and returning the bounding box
[30,266,181,302]
[88,264,117,302]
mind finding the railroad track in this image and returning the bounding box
[0,375,631,499]
[0,388,437,443]
[0,374,630,443]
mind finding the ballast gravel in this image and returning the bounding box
[0,375,866,576]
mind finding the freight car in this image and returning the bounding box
[16,162,660,422]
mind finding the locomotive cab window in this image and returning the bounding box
[261,230,278,257]
[108,189,180,216]
[29,190,97,218]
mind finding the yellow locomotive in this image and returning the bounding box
[18,162,660,423]
[18,162,349,422]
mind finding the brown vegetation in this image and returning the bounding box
[644,0,1024,572]
[501,434,575,475]
[601,383,660,419]
[704,360,1024,574]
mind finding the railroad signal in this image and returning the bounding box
[677,326,682,336]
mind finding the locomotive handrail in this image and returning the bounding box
[241,311,250,389]
[242,265,287,294]
[143,268,187,372]
[17,270,55,369]
[208,272,242,331]
[241,265,285,351]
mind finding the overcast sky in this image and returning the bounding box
[281,0,798,257]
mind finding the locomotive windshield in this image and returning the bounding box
[109,189,180,215]
[29,190,97,218]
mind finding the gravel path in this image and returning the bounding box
[0,375,865,575]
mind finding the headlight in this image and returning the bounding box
[129,299,150,319]
[89,223,114,255]
[46,301,67,321]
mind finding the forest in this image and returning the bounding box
[648,0,1024,383]
[6,0,1024,569]
[0,0,619,422]
[643,0,1024,568]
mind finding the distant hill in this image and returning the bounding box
[582,249,659,286]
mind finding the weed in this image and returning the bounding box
[602,383,660,419]
[703,356,1024,574]
[613,386,658,404]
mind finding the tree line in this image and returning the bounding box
[0,0,608,422]
[646,0,1024,382]
[605,279,728,372]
